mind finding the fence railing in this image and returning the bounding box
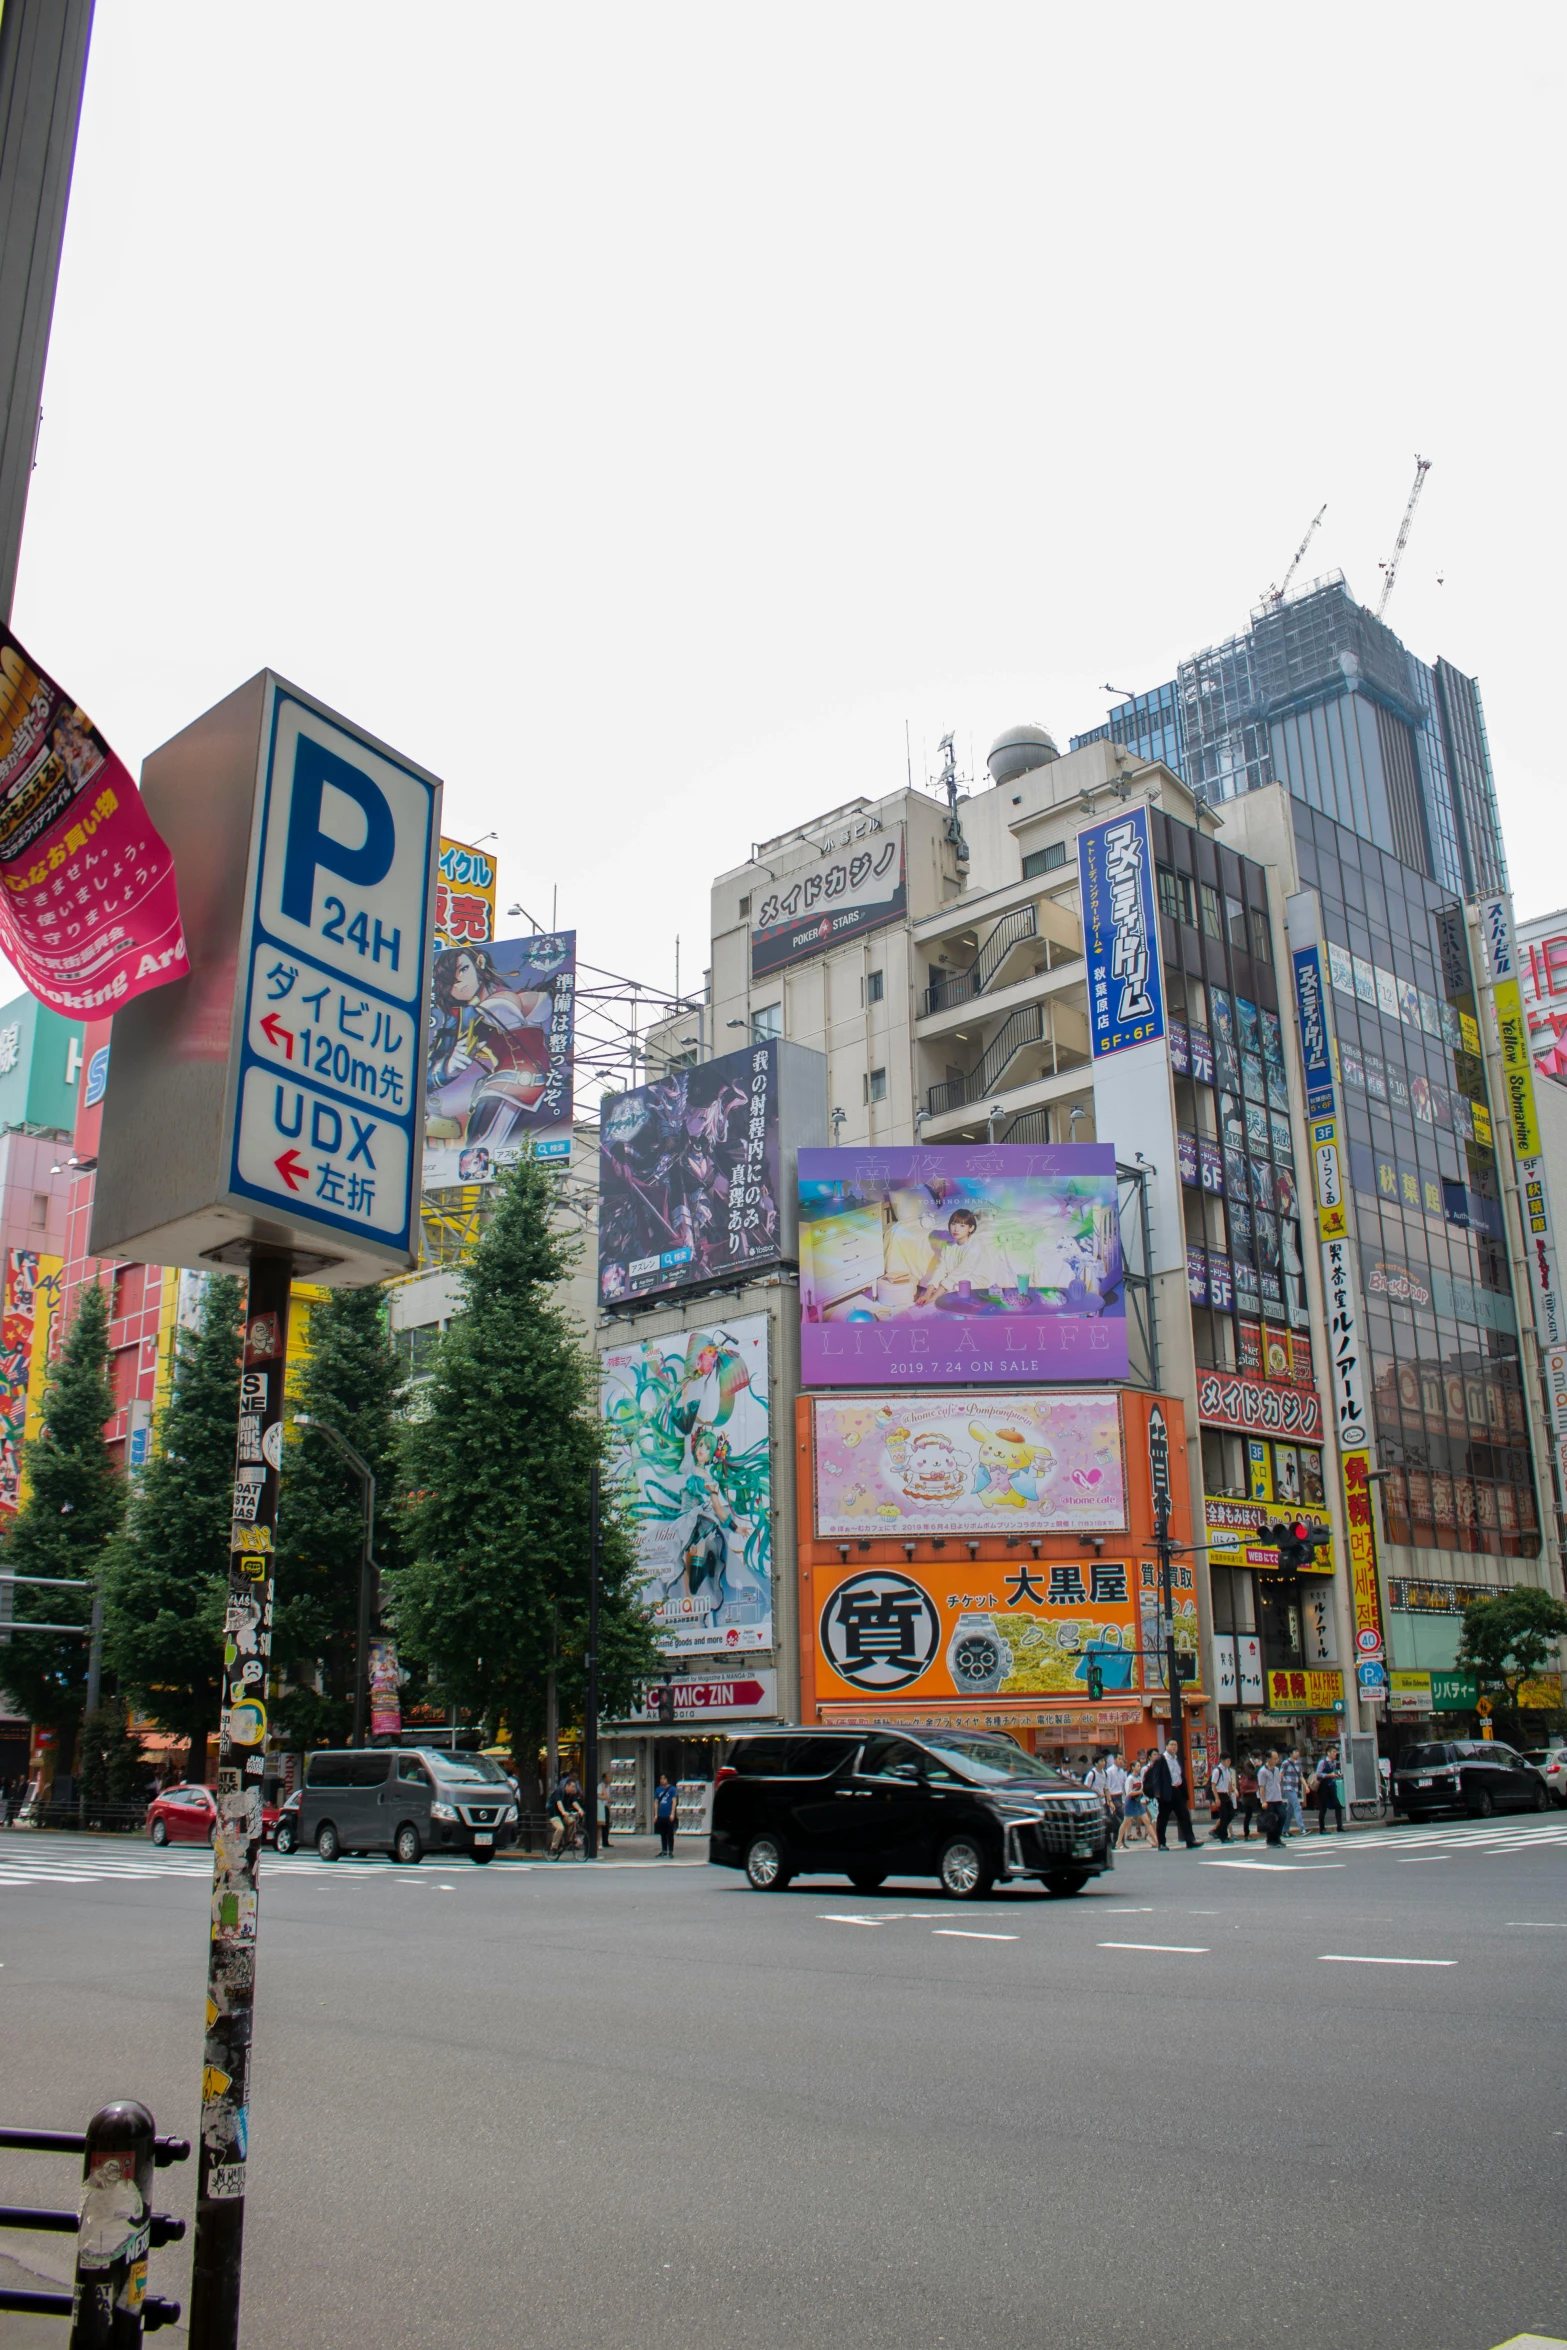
[0,2101,188,2338]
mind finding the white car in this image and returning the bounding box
[1522,1746,1567,1807]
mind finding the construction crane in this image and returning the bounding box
[1263,502,1327,607]
[1376,454,1431,620]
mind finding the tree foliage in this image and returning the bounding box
[1,1281,122,1736]
[79,1699,148,1803]
[390,1160,658,1780]
[1457,1586,1567,1709]
[272,1282,409,1751]
[101,1275,243,1751]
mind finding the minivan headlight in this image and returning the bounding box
[503,1805,519,1822]
[431,1801,458,1822]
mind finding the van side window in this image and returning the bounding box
[306,1754,355,1788]
[397,1755,430,1785]
[731,1741,796,1775]
[354,1752,392,1786]
[857,1736,924,1784]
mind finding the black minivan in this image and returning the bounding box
[1391,1738,1550,1822]
[709,1727,1113,1898]
[298,1747,519,1864]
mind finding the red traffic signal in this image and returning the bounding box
[1265,1519,1329,1571]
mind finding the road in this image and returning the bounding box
[1,1817,1565,2350]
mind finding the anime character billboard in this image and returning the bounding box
[598,1042,782,1308]
[799,1145,1126,1385]
[423,932,575,1186]
[812,1392,1126,1538]
[600,1316,772,1656]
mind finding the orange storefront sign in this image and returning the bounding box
[796,1388,1198,1731]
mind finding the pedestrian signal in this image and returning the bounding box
[1086,1661,1104,1701]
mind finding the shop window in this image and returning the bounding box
[1157,867,1194,926]
[1200,882,1224,941]
[1202,1428,1247,1497]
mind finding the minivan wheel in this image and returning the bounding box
[150,1817,168,1847]
[316,1822,340,1862]
[393,1824,422,1865]
[744,1834,792,1890]
[847,1867,887,1893]
[470,1848,493,1865]
[1043,1869,1090,1897]
[274,1821,296,1856]
[1467,1790,1494,1819]
[1532,1783,1549,1812]
[938,1835,993,1900]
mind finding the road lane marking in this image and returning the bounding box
[1506,1921,1567,1927]
[1318,1954,1456,1967]
[931,1929,1017,1941]
[820,1914,886,1927]
[1201,1859,1314,1873]
[1099,1941,1209,1954]
[1105,1906,1155,1913]
[1397,1856,1452,1863]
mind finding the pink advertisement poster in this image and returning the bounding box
[0,627,189,1016]
[812,1391,1126,1537]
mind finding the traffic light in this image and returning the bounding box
[1086,1660,1104,1701]
[1267,1519,1329,1572]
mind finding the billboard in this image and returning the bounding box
[600,1315,772,1657]
[1078,805,1165,1059]
[812,1392,1126,1537]
[798,1144,1126,1385]
[751,823,905,977]
[599,1042,782,1308]
[433,838,497,950]
[424,932,575,1186]
[814,1554,1145,1701]
[0,1247,40,1510]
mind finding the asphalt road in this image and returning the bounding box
[2,1816,1565,2350]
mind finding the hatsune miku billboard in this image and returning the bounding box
[599,1314,773,1657]
[798,1144,1126,1384]
[811,1391,1126,1538]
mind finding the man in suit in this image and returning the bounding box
[1145,1739,1201,1850]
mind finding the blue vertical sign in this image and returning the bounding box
[1291,944,1336,1118]
[1077,804,1165,1058]
[227,687,438,1261]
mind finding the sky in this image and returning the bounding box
[9,2,1566,1016]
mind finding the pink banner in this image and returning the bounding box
[0,627,188,1016]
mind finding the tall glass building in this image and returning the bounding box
[1072,577,1510,900]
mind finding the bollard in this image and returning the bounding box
[69,2101,163,2347]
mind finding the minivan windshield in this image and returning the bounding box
[1398,1744,1453,1771]
[918,1736,1074,1788]
[421,1752,509,1785]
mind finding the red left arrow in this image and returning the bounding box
[260,1012,294,1059]
[274,1149,309,1192]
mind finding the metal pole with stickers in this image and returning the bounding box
[89,673,440,2349]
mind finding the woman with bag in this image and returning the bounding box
[1118,1754,1155,1849]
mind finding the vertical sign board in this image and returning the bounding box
[1078,805,1165,1059]
[1288,900,1386,1693]
[1477,893,1567,1491]
[227,690,436,1259]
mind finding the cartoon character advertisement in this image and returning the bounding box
[600,1315,773,1656]
[815,1557,1145,1700]
[598,1043,782,1308]
[424,932,575,1186]
[0,1246,39,1510]
[798,1144,1126,1385]
[812,1392,1126,1538]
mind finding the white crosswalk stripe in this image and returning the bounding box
[0,1839,390,1887]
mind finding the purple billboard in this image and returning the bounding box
[798,1145,1126,1386]
[598,1042,783,1308]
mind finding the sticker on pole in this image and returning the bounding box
[227,691,436,1259]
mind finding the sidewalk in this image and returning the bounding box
[503,1832,706,1866]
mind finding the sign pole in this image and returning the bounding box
[583,1460,600,1860]
[188,1248,292,2350]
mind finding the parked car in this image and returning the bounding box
[1391,1739,1551,1820]
[298,1746,519,1864]
[1521,1744,1567,1807]
[147,1783,217,1845]
[269,1790,303,1853]
[709,1727,1114,1898]
[147,1783,283,1847]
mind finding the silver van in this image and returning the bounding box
[298,1747,519,1865]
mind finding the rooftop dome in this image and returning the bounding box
[987,723,1059,787]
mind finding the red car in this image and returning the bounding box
[146,1784,281,1847]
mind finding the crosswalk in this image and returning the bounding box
[1201,1814,1567,1863]
[0,1837,388,1888]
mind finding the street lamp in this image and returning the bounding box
[294,1414,379,1747]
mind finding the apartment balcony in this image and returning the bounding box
[915,882,1082,1039]
[920,988,1093,1141]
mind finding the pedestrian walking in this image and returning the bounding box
[1281,1747,1305,1836]
[1258,1750,1288,1847]
[1104,1749,1128,1838]
[1208,1752,1236,1842]
[1118,1755,1154,1848]
[597,1774,613,1850]
[1236,1753,1262,1839]
[654,1773,679,1857]
[1145,1740,1201,1850]
[1312,1747,1346,1833]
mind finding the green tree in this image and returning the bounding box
[100,1275,243,1756]
[1,1281,122,1743]
[391,1159,657,1783]
[1457,1586,1567,1716]
[79,1699,148,1804]
[272,1283,409,1751]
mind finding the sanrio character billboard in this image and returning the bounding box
[811,1391,1126,1538]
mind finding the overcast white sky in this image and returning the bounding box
[10,2,1566,1011]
